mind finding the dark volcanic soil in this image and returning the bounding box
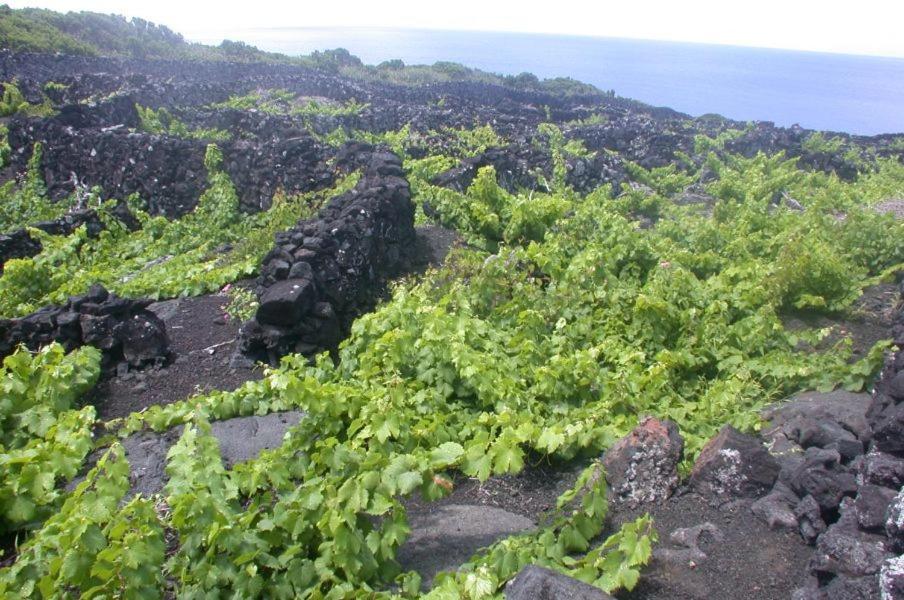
[405,457,588,520]
[615,493,810,600]
[88,226,461,422]
[88,292,263,421]
[404,458,809,599]
[783,282,899,359]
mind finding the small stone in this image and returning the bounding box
[828,438,865,462]
[655,522,724,564]
[120,313,169,367]
[115,361,129,378]
[269,259,290,280]
[132,382,147,393]
[795,495,827,545]
[256,278,316,326]
[751,483,799,531]
[288,260,314,280]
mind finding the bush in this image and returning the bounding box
[0,344,101,532]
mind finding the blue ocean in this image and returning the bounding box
[193,28,904,136]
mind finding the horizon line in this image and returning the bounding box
[183,25,904,61]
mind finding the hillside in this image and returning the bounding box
[0,8,904,600]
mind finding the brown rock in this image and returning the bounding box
[602,416,683,506]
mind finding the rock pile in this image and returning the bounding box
[0,284,169,369]
[7,105,336,216]
[750,383,904,599]
[601,379,904,599]
[237,149,415,363]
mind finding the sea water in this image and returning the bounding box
[190,27,904,136]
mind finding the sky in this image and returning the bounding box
[7,0,904,58]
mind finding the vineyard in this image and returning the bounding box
[1,16,904,599]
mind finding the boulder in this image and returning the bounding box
[119,313,169,367]
[816,574,880,599]
[887,487,904,553]
[880,556,904,600]
[256,278,316,326]
[872,403,904,456]
[601,416,683,506]
[810,500,893,578]
[689,425,780,502]
[788,448,858,513]
[505,565,614,600]
[763,391,873,444]
[861,452,904,489]
[855,485,898,532]
[397,505,535,587]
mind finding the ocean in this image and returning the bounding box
[189,27,904,136]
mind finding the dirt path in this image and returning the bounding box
[88,293,262,421]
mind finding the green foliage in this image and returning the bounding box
[625,162,695,196]
[210,89,367,123]
[292,97,369,118]
[438,124,505,157]
[534,123,591,194]
[0,5,295,63]
[0,123,9,168]
[0,344,101,532]
[802,131,845,154]
[0,146,359,316]
[41,81,68,93]
[565,113,609,127]
[0,143,76,233]
[693,125,750,154]
[0,81,29,116]
[0,82,54,118]
[136,104,230,141]
[223,284,259,322]
[773,231,864,311]
[354,123,419,157]
[0,444,166,598]
[421,166,569,249]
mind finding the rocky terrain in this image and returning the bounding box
[0,28,903,600]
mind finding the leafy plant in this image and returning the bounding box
[0,146,359,316]
[802,131,845,154]
[0,143,77,233]
[223,284,259,322]
[136,104,231,141]
[0,344,101,532]
[0,444,166,598]
[0,82,54,118]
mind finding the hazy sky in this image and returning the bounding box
[7,0,904,58]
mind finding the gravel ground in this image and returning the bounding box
[88,292,263,421]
